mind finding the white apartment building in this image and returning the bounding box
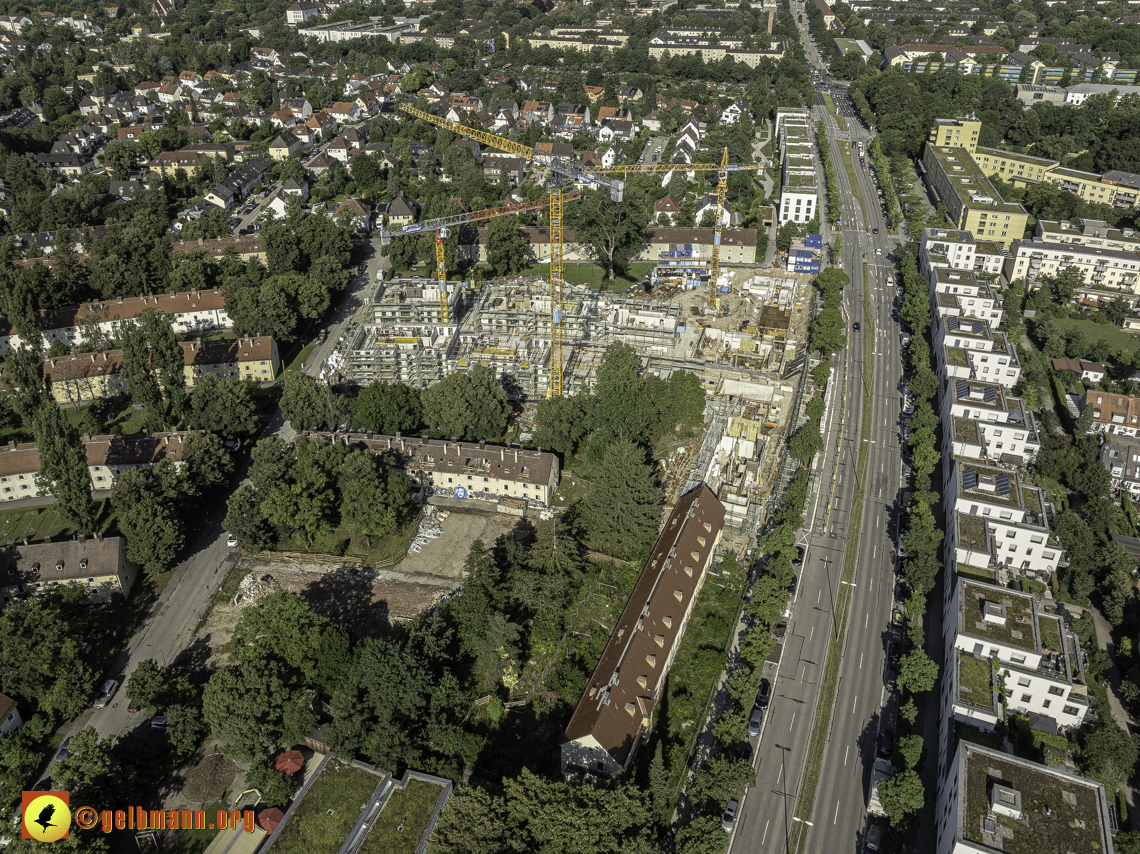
[920,227,1006,277]
[0,290,232,356]
[775,109,818,225]
[930,267,1003,327]
[933,315,1022,389]
[1004,238,1140,292]
[943,379,1041,467]
[944,460,1061,585]
[1036,217,1140,252]
[935,741,1113,854]
[946,579,1089,731]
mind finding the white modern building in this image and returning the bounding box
[932,315,1022,390]
[943,379,1041,467]
[775,108,818,225]
[920,227,1006,277]
[1004,238,1140,293]
[935,741,1114,854]
[930,267,1003,327]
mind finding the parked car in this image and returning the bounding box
[127,699,139,713]
[721,799,739,833]
[878,730,894,757]
[150,716,168,730]
[757,678,771,708]
[226,534,239,548]
[739,741,753,761]
[94,679,118,708]
[792,546,804,566]
[747,706,764,737]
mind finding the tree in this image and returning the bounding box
[485,215,531,276]
[581,440,662,560]
[260,438,341,547]
[897,648,938,694]
[533,394,590,457]
[571,189,650,280]
[591,341,657,448]
[1081,722,1139,784]
[118,317,163,419]
[202,659,300,761]
[1053,265,1085,303]
[182,431,236,493]
[189,374,260,437]
[339,450,410,546]
[165,704,206,759]
[125,659,167,713]
[281,372,346,432]
[878,768,924,830]
[111,470,185,575]
[648,740,670,826]
[894,734,923,771]
[31,404,96,534]
[315,624,355,699]
[228,591,329,676]
[420,365,510,441]
[686,754,754,809]
[100,141,133,181]
[245,762,299,808]
[788,421,823,463]
[50,726,113,800]
[810,306,847,354]
[224,484,276,552]
[675,815,729,854]
[350,381,423,434]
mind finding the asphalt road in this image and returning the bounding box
[804,104,909,854]
[728,121,870,854]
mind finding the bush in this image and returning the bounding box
[1019,577,1047,595]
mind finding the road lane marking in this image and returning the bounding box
[859,652,863,669]
[802,666,807,682]
[865,613,869,629]
[810,626,814,641]
[844,745,849,765]
[852,695,857,714]
[762,820,769,845]
[777,764,783,784]
[834,800,841,824]
[790,712,796,730]
[818,589,822,604]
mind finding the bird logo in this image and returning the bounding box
[21,792,71,842]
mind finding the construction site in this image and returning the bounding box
[328,262,817,540]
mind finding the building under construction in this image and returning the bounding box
[342,278,684,397]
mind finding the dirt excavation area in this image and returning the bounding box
[196,554,460,665]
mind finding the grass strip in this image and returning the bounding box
[790,264,875,844]
[840,147,867,223]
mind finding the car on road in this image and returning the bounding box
[866,820,884,851]
[888,642,901,666]
[878,730,894,757]
[747,706,764,737]
[757,678,771,708]
[721,799,739,833]
[226,534,239,548]
[94,679,118,708]
[739,741,753,761]
[875,248,882,255]
[872,228,878,234]
[852,321,861,331]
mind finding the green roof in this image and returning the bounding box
[955,417,981,444]
[960,579,1038,652]
[974,145,1059,168]
[961,744,1108,854]
[957,650,996,710]
[927,145,1029,215]
[957,512,989,551]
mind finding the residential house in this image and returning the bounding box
[282,176,310,200]
[0,694,21,734]
[1050,357,1107,383]
[268,130,303,160]
[331,198,372,233]
[387,192,419,227]
[0,535,137,605]
[655,195,680,224]
[561,485,725,776]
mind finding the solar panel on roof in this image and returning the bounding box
[947,317,959,331]
[956,380,969,398]
[973,321,985,334]
[983,387,997,403]
[996,474,1010,496]
[963,468,978,490]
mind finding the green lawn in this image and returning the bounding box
[271,761,381,854]
[1051,315,1139,354]
[285,344,314,375]
[0,500,115,543]
[359,780,443,854]
[162,798,225,854]
[274,514,419,567]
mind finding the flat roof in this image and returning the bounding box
[927,146,1028,215]
[956,741,1111,854]
[959,578,1038,652]
[974,145,1059,168]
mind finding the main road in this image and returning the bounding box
[727,106,871,854]
[804,98,910,854]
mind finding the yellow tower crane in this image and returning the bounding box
[378,194,577,323]
[596,148,762,308]
[398,103,624,398]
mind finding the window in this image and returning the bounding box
[1063,705,1079,716]
[1042,700,1051,709]
[1021,693,1032,703]
[1017,677,1030,687]
[1048,686,1064,696]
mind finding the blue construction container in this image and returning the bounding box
[806,233,823,249]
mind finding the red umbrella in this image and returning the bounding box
[258,808,284,833]
[275,750,304,775]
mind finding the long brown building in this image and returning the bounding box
[561,484,725,777]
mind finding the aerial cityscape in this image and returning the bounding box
[0,0,1137,851]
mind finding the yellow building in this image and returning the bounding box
[43,337,281,403]
[0,535,137,606]
[929,117,982,153]
[921,145,1030,249]
[268,130,303,160]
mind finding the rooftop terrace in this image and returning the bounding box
[960,579,1038,652]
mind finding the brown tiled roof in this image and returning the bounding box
[563,484,725,767]
[84,431,187,466]
[1,289,228,338]
[170,235,265,258]
[0,693,16,723]
[0,535,125,584]
[0,441,41,478]
[43,337,276,380]
[305,433,558,486]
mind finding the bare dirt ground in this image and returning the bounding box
[399,504,523,580]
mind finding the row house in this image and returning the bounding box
[1101,439,1140,495]
[929,267,1003,327]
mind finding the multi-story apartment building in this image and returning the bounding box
[934,742,1113,854]
[944,459,1060,582]
[920,228,1006,277]
[0,535,137,606]
[933,315,1021,390]
[930,267,1003,327]
[1035,218,1140,252]
[1004,239,1140,292]
[943,380,1040,467]
[775,109,818,225]
[921,143,1031,249]
[943,578,1090,743]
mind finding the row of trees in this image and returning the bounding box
[816,120,842,224]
